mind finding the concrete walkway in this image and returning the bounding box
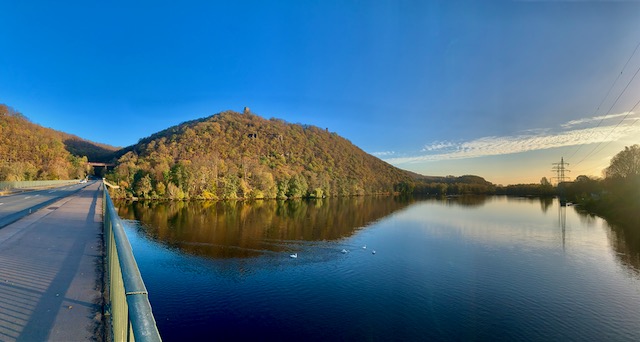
[0,182,104,341]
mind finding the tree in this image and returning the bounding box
[605,145,640,179]
[287,174,308,198]
[135,174,153,198]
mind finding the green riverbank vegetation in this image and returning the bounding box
[564,145,640,227]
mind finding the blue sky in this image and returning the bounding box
[1,1,639,184]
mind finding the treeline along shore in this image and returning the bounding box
[1,103,638,227]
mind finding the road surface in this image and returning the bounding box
[0,181,91,229]
[0,181,104,341]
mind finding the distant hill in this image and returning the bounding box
[63,136,120,163]
[410,173,496,195]
[107,110,415,199]
[0,104,119,181]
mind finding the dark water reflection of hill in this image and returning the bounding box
[115,196,414,259]
[116,195,640,276]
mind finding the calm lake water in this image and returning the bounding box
[116,196,640,341]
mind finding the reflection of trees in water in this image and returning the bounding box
[605,220,640,277]
[115,197,413,259]
[539,197,553,213]
[417,195,557,212]
[574,208,640,276]
[574,209,599,228]
[452,195,489,207]
[417,195,489,207]
[501,196,555,214]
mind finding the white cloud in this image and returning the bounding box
[371,151,395,157]
[560,112,631,129]
[422,141,456,152]
[385,112,640,164]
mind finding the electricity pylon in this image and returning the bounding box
[551,157,570,185]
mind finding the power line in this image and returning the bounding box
[570,107,640,176]
[572,160,610,177]
[567,40,640,162]
[588,98,640,157]
[574,96,640,168]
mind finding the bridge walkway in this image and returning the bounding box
[0,182,104,341]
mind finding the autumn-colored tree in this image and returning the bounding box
[0,104,113,181]
[135,174,153,198]
[105,110,416,200]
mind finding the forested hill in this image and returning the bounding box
[0,104,119,181]
[107,110,415,199]
[1,103,496,197]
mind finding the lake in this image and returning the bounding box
[116,196,640,341]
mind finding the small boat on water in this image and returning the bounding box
[290,253,298,258]
[341,249,348,254]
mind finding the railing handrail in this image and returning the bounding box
[105,199,149,294]
[103,183,162,341]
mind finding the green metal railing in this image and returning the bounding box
[103,184,162,342]
[0,179,79,191]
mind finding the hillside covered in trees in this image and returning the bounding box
[1,103,498,199]
[0,104,118,181]
[106,110,416,200]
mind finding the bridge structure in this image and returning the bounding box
[88,162,116,177]
[0,180,161,341]
[88,162,116,168]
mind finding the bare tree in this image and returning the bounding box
[605,145,640,179]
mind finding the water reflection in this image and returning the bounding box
[116,197,413,259]
[572,208,640,276]
[412,195,491,208]
[116,195,640,276]
[121,195,640,341]
[605,222,640,277]
[540,197,553,213]
[444,195,489,207]
[608,222,640,276]
[559,204,566,251]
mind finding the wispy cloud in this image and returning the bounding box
[385,112,640,164]
[422,141,456,152]
[371,151,395,157]
[560,112,631,129]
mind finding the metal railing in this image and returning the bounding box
[0,179,79,191]
[103,183,162,342]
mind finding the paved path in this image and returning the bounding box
[0,182,104,341]
[0,182,91,229]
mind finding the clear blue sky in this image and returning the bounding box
[1,1,639,184]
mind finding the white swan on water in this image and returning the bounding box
[362,245,367,249]
[290,253,298,258]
